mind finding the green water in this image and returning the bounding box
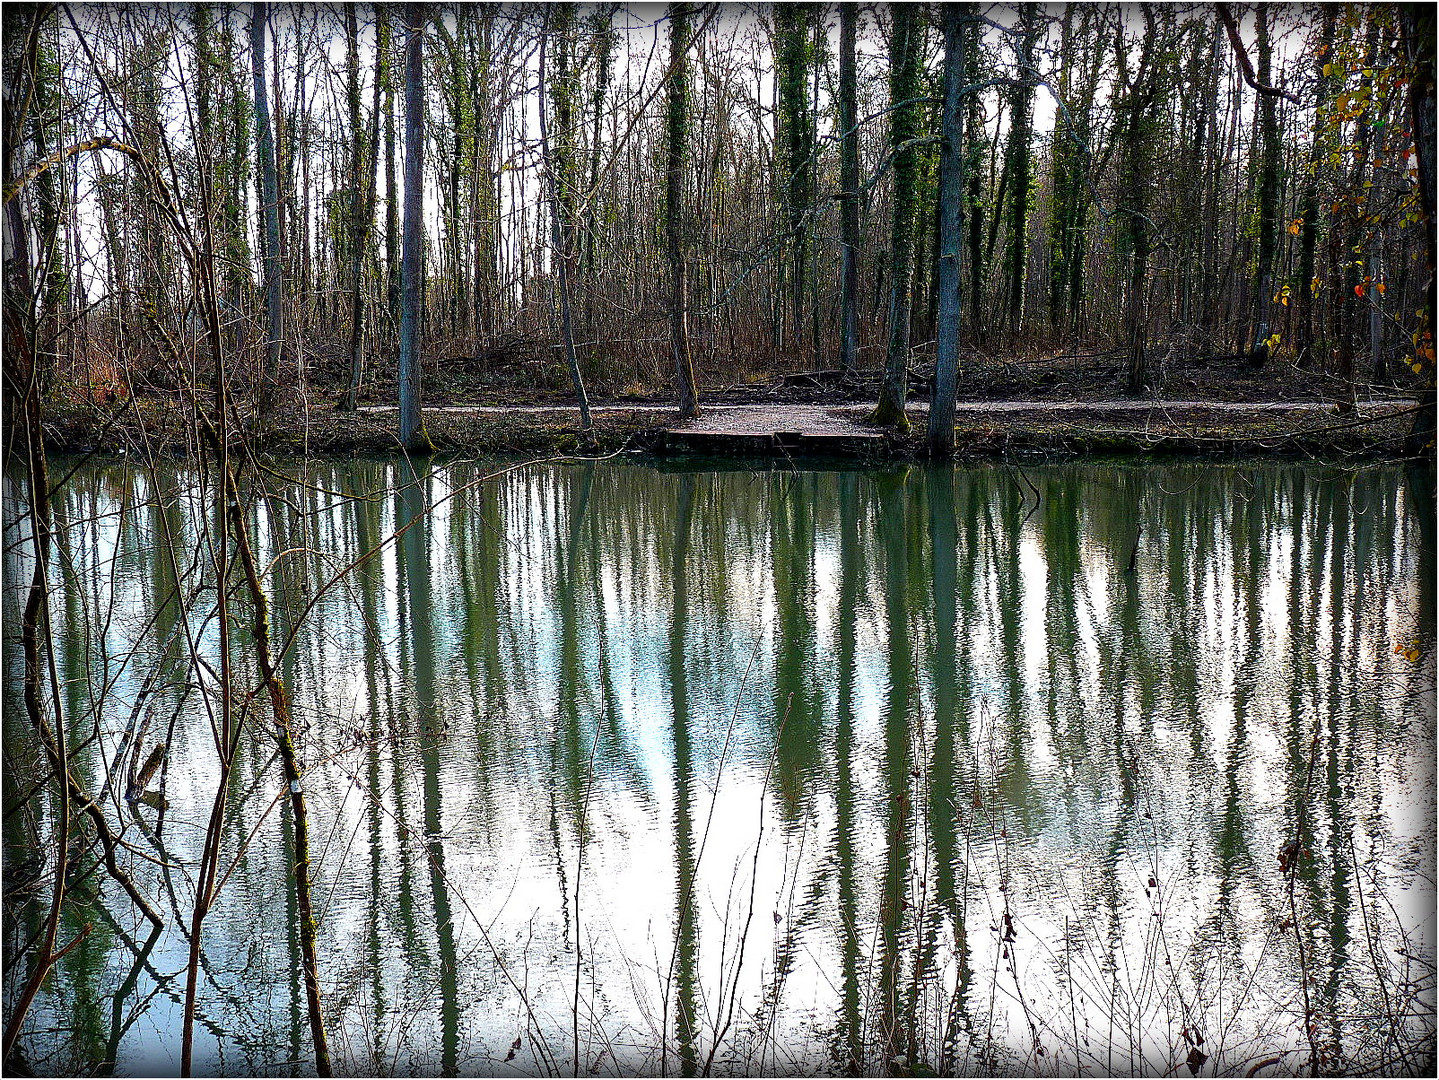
[3,456,1434,1076]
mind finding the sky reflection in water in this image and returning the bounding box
[3,457,1434,1076]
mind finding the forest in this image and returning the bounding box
[3,2,1435,455]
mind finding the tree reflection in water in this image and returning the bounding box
[3,458,1432,1076]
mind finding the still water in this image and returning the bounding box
[3,456,1435,1076]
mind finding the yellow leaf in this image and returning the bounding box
[1323,62,1333,77]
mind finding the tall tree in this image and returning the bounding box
[539,3,591,430]
[837,4,860,373]
[1295,7,1336,368]
[1401,3,1435,453]
[468,7,499,338]
[666,3,698,419]
[1115,7,1166,396]
[581,4,617,290]
[1172,17,1220,333]
[1048,7,1100,335]
[398,5,431,450]
[340,3,377,411]
[1330,14,1382,410]
[927,5,967,457]
[964,41,987,339]
[380,6,399,331]
[774,3,814,355]
[26,8,63,375]
[868,3,922,431]
[1247,9,1281,365]
[1001,6,1038,333]
[194,8,252,322]
[251,1,283,406]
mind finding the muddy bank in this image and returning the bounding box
[33,393,1427,462]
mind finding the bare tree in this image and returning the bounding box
[666,2,698,420]
[837,4,860,374]
[398,5,431,451]
[927,4,967,457]
[868,3,922,431]
[251,1,283,407]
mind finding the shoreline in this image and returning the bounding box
[31,395,1430,464]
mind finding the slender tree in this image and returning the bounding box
[380,6,399,331]
[774,3,814,355]
[927,4,966,457]
[666,3,698,419]
[1048,7,1100,335]
[340,3,374,411]
[964,38,987,339]
[869,3,922,431]
[1295,7,1336,368]
[1116,7,1166,395]
[398,5,431,450]
[1001,6,1037,333]
[539,3,592,430]
[837,4,860,373]
[251,1,283,406]
[1248,9,1281,365]
[581,4,617,292]
[1401,3,1435,453]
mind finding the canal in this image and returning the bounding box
[3,456,1434,1075]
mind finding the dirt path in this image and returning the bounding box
[356,398,1415,437]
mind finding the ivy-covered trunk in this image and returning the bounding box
[666,3,698,419]
[398,7,431,451]
[251,1,283,406]
[927,5,966,457]
[837,4,860,373]
[868,3,922,432]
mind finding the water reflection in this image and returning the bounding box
[3,457,1433,1076]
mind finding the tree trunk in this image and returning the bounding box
[251,1,283,407]
[539,6,591,431]
[965,71,986,340]
[1002,7,1036,334]
[381,7,400,334]
[1295,7,1335,369]
[837,3,859,373]
[1247,10,1280,366]
[398,7,431,451]
[1118,10,1161,396]
[581,4,616,328]
[1403,3,1436,455]
[927,5,966,457]
[666,3,698,419]
[868,3,921,432]
[774,4,814,357]
[1047,5,1076,335]
[340,4,372,411]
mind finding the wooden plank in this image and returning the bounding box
[657,429,888,458]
